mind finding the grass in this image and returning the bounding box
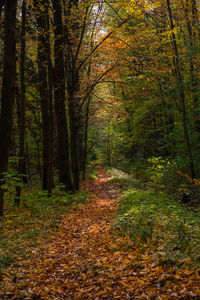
[0,186,88,270]
[107,177,143,190]
[86,164,99,180]
[112,187,200,267]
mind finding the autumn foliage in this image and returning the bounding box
[1,168,200,299]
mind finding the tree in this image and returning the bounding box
[0,0,17,216]
[34,0,53,192]
[166,0,195,178]
[15,0,27,206]
[52,0,73,191]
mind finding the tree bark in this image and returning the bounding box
[46,10,54,194]
[68,99,80,190]
[15,0,27,206]
[0,0,17,216]
[34,0,52,191]
[82,98,90,180]
[52,0,73,191]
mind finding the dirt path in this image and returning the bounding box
[2,167,200,299]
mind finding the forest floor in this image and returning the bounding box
[1,166,200,299]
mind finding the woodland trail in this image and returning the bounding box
[2,167,200,299]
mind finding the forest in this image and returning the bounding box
[0,0,200,298]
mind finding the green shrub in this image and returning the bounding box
[86,164,99,180]
[113,189,200,266]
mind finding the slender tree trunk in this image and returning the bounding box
[166,0,195,178]
[78,118,84,173]
[191,0,200,39]
[34,0,52,191]
[0,0,17,216]
[46,11,54,194]
[25,133,31,180]
[107,134,111,167]
[184,1,198,97]
[158,81,170,135]
[36,137,41,178]
[82,98,90,180]
[52,0,73,191]
[36,108,41,178]
[183,0,200,132]
[15,0,27,206]
[69,101,80,190]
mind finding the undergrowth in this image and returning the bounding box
[0,187,88,270]
[113,187,200,268]
[107,177,143,190]
[86,164,99,180]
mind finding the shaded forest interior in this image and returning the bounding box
[1,0,200,214]
[1,0,200,297]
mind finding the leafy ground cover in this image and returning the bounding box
[0,186,88,271]
[1,167,200,298]
[86,164,99,180]
[113,188,200,266]
[105,167,143,190]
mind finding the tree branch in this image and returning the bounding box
[79,62,118,112]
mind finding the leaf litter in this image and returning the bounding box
[1,166,200,299]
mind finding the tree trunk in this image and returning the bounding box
[69,101,80,190]
[0,0,17,216]
[46,10,54,194]
[82,98,90,180]
[25,133,31,181]
[52,0,73,191]
[34,0,52,191]
[183,0,199,121]
[15,0,27,206]
[166,0,195,178]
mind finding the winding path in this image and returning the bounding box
[2,166,200,299]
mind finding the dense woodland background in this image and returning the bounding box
[0,0,200,217]
[2,1,200,297]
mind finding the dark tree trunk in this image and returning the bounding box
[15,0,27,206]
[78,118,84,172]
[52,0,73,191]
[46,11,54,194]
[191,0,200,39]
[0,0,17,216]
[166,0,195,179]
[34,0,52,192]
[63,0,82,191]
[82,98,90,180]
[69,100,80,190]
[183,0,200,132]
[25,133,31,181]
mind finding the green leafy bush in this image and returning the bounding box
[113,189,200,266]
[1,171,25,207]
[146,157,169,190]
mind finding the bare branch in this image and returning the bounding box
[79,62,118,112]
